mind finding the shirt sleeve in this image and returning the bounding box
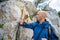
[20,22,38,29]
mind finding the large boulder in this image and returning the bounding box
[0,0,37,40]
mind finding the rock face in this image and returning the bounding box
[0,1,21,40]
[0,0,37,40]
[0,28,4,40]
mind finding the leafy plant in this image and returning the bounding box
[0,0,8,2]
[58,11,60,17]
[29,15,33,20]
[0,24,4,28]
[2,37,4,40]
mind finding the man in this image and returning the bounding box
[19,11,56,40]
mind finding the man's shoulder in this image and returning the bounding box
[44,21,51,28]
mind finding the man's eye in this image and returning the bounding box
[37,14,38,15]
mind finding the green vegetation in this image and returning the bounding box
[29,15,33,20]
[35,0,41,7]
[58,11,60,17]
[2,37,4,40]
[29,11,38,20]
[0,24,4,28]
[0,0,8,2]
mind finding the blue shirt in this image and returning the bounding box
[20,21,57,40]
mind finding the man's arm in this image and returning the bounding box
[19,20,37,29]
[20,22,34,29]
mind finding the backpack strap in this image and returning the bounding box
[48,26,59,40]
[48,27,51,40]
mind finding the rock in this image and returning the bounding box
[23,1,38,16]
[0,0,37,40]
[0,28,4,40]
[0,1,22,40]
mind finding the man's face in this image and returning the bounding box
[35,11,46,21]
[35,12,42,21]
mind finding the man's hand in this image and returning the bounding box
[41,38,47,40]
[19,20,25,24]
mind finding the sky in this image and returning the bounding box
[26,0,60,12]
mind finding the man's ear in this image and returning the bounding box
[42,14,46,19]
